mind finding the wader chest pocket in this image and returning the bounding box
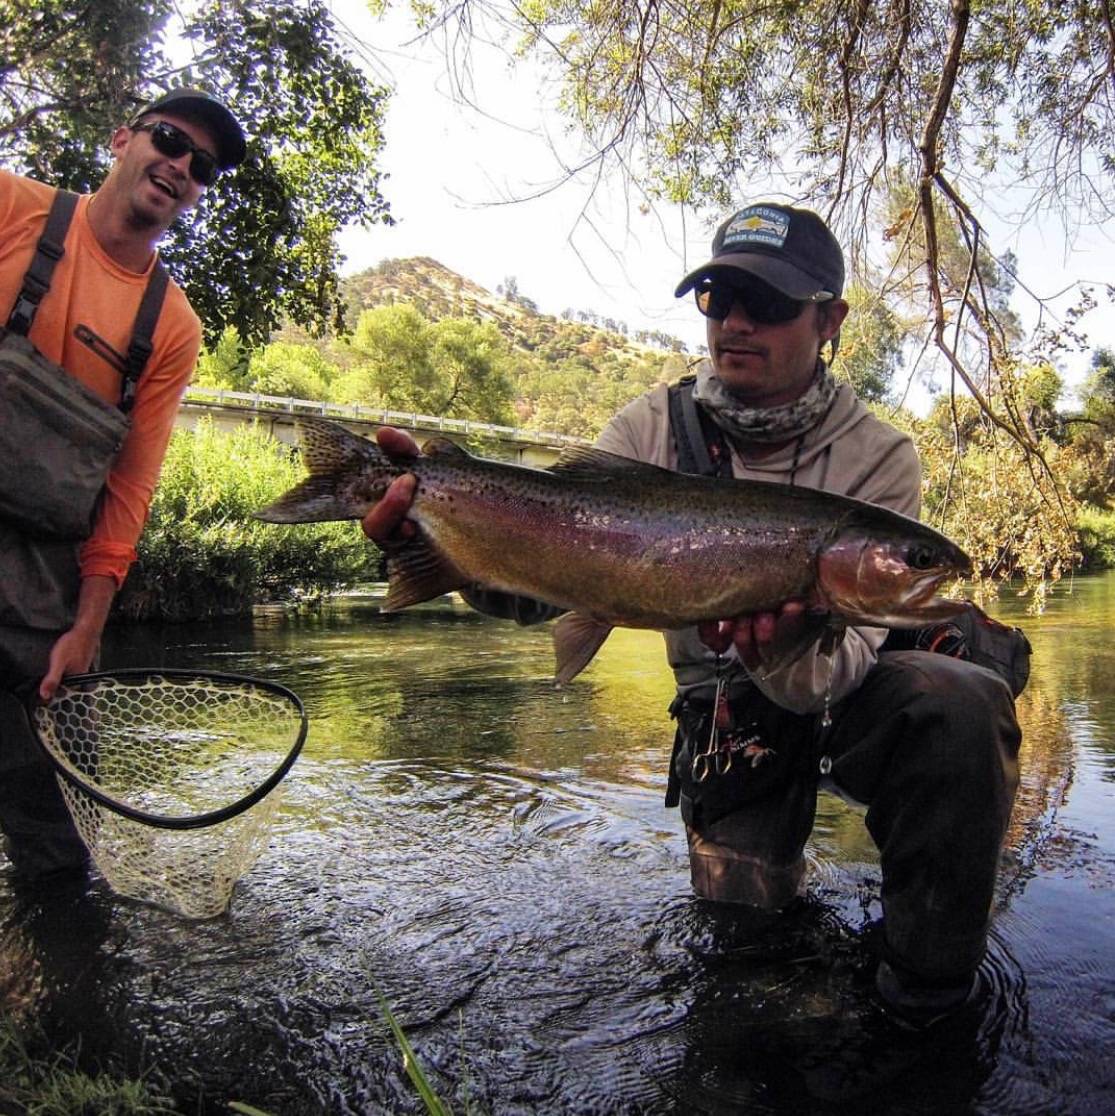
[0,330,129,540]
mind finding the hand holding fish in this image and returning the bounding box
[699,601,812,671]
[360,427,421,548]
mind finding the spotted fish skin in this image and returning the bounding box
[255,418,971,678]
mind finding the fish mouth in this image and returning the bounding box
[836,570,967,628]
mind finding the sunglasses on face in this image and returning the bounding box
[694,278,833,325]
[130,120,220,187]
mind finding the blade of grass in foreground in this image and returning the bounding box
[374,987,454,1116]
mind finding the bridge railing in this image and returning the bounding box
[182,386,587,449]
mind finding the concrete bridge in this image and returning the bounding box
[176,386,586,467]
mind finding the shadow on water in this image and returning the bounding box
[1,580,1113,1113]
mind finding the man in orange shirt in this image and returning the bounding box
[0,89,245,881]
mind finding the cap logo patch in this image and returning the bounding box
[721,205,790,252]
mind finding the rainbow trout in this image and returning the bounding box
[255,418,971,682]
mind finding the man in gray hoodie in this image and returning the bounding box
[362,202,1022,1031]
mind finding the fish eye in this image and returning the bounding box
[906,544,938,570]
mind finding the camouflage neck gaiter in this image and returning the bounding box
[692,359,838,445]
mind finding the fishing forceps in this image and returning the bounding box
[691,661,733,782]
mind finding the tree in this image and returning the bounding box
[248,340,334,400]
[831,283,906,404]
[0,0,392,345]
[334,303,516,423]
[194,326,252,389]
[422,0,1112,461]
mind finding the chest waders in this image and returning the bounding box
[0,191,169,878]
[0,189,168,641]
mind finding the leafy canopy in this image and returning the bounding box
[0,0,392,345]
[418,2,1106,430]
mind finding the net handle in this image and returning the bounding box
[27,669,309,831]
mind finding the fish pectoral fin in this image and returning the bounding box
[552,612,614,685]
[382,536,469,611]
[253,474,359,523]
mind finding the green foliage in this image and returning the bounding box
[331,304,517,423]
[115,420,376,621]
[374,989,455,1116]
[0,0,392,345]
[830,283,905,403]
[1079,346,1115,424]
[195,326,252,389]
[905,402,1081,597]
[0,1013,176,1115]
[248,339,333,400]
[1075,506,1115,571]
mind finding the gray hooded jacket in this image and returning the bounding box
[595,378,921,713]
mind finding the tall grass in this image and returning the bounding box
[115,420,377,622]
[0,1015,175,1115]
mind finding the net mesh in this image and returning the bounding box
[32,673,304,919]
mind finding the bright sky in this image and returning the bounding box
[329,1,1115,410]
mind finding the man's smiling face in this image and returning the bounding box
[109,113,216,230]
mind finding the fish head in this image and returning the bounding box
[816,513,972,628]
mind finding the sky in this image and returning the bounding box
[328,1,1115,411]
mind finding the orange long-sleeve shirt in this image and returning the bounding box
[0,169,201,586]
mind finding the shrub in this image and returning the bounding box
[1075,506,1115,571]
[115,420,377,622]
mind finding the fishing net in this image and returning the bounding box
[31,670,307,919]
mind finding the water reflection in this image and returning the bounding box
[0,577,1112,1113]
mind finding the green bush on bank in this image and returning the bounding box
[1076,506,1115,571]
[115,420,377,622]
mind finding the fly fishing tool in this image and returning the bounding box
[29,669,307,919]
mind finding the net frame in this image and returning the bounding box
[29,669,308,830]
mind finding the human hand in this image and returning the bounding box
[39,626,100,702]
[698,600,810,671]
[361,427,420,546]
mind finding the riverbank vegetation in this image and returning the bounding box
[0,1014,175,1115]
[115,421,377,623]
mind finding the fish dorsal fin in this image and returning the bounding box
[382,533,469,611]
[421,436,470,458]
[548,445,670,483]
[297,418,374,475]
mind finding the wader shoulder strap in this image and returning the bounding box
[667,376,733,478]
[120,261,169,414]
[6,189,80,336]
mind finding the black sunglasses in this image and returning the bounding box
[130,120,220,187]
[694,278,833,325]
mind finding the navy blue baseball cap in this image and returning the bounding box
[132,87,246,170]
[675,203,845,300]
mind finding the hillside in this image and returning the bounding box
[343,256,696,362]
[337,257,699,437]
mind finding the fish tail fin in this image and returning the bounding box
[382,535,469,611]
[553,612,614,685]
[297,417,382,475]
[253,476,362,523]
[253,418,387,523]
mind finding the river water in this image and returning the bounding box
[1,575,1113,1115]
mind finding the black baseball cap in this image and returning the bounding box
[131,87,246,170]
[675,203,845,300]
